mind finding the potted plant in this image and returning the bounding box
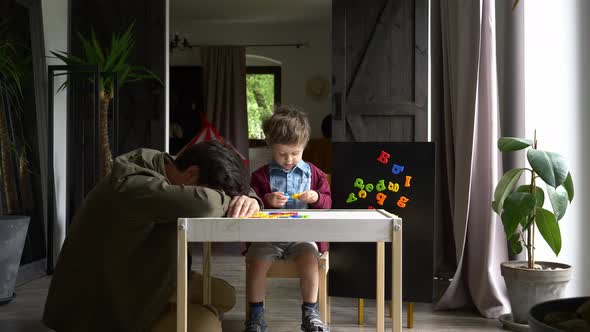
[50,23,163,177]
[493,132,574,326]
[0,27,31,305]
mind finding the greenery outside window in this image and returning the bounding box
[246,66,281,143]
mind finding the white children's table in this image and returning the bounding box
[176,209,402,332]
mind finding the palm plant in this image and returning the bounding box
[492,131,574,269]
[51,23,163,177]
[0,36,23,214]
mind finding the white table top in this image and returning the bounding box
[180,209,401,242]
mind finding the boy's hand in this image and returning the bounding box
[228,195,260,218]
[265,192,288,208]
[297,190,319,204]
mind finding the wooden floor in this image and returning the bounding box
[0,245,505,331]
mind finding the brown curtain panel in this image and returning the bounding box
[201,46,249,160]
[431,0,511,318]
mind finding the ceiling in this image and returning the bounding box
[170,0,331,24]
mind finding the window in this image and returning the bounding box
[246,66,281,141]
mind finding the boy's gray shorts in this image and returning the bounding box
[245,242,320,261]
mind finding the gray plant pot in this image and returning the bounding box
[501,261,572,325]
[0,216,30,305]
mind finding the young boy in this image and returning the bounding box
[246,106,331,332]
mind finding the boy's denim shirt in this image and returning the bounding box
[268,160,311,209]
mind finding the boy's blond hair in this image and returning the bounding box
[262,105,311,146]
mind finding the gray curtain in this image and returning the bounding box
[201,46,249,159]
[432,0,511,318]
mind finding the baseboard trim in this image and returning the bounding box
[16,259,47,286]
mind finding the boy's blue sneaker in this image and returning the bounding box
[243,317,268,332]
[301,306,329,332]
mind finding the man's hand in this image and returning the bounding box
[264,192,288,208]
[228,195,260,218]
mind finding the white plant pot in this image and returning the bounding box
[501,261,572,325]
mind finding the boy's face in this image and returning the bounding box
[271,143,305,171]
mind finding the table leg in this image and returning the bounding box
[177,219,188,332]
[392,220,402,332]
[202,242,212,305]
[376,242,385,332]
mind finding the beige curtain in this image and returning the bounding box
[431,0,511,318]
[201,46,249,159]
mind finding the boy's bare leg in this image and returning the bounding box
[246,260,273,302]
[295,252,319,303]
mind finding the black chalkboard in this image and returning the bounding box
[329,142,435,302]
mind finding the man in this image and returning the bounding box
[43,141,261,331]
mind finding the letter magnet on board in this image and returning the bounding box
[376,192,387,206]
[365,183,374,192]
[376,179,386,191]
[404,176,412,187]
[346,193,358,203]
[377,150,391,164]
[397,196,409,208]
[354,178,365,190]
[388,181,400,192]
[358,189,367,199]
[392,164,405,175]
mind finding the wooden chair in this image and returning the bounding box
[245,252,331,324]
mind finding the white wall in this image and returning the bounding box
[41,0,68,265]
[170,20,332,138]
[525,0,590,296]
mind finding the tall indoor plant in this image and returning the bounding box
[51,23,162,177]
[493,132,574,325]
[0,30,31,305]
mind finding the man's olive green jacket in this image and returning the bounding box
[43,148,253,331]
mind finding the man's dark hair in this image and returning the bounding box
[174,140,249,197]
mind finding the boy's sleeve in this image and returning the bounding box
[250,167,271,208]
[309,168,332,209]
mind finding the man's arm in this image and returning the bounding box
[120,175,232,222]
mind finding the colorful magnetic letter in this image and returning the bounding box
[346,193,358,203]
[377,150,391,164]
[376,192,387,206]
[388,181,400,192]
[358,189,367,199]
[404,176,412,187]
[392,164,405,175]
[376,179,386,191]
[397,196,410,208]
[365,183,374,192]
[354,178,365,190]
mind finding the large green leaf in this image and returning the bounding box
[535,207,562,256]
[527,150,568,187]
[509,233,523,254]
[90,29,105,64]
[498,137,533,152]
[493,168,526,213]
[562,172,574,202]
[516,185,545,207]
[501,192,536,237]
[77,31,101,65]
[546,184,569,221]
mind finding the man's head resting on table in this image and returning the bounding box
[166,140,249,197]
